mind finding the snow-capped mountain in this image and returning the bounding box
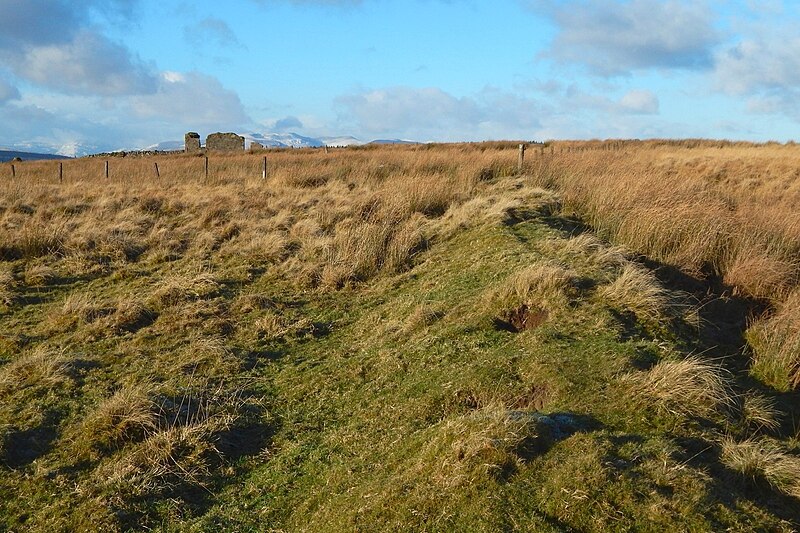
[142,140,185,151]
[319,136,364,147]
[243,132,325,149]
[0,150,71,162]
[2,132,420,158]
[368,139,419,145]
[1,141,100,158]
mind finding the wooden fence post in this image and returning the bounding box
[153,162,160,178]
[105,160,109,179]
[59,162,63,183]
[262,156,267,180]
[205,156,209,181]
[10,164,15,178]
[517,144,525,172]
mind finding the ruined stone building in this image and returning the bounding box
[206,132,245,152]
[184,132,201,152]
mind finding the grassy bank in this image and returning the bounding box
[0,141,798,531]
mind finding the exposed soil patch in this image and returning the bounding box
[495,304,548,333]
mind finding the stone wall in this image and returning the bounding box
[206,132,244,152]
[184,132,201,152]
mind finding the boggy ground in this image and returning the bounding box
[0,141,798,531]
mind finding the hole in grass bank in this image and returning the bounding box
[511,383,552,410]
[494,304,549,333]
[502,207,541,226]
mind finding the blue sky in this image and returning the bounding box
[1,0,799,152]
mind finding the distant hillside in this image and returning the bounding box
[140,133,419,151]
[368,139,419,145]
[0,150,71,163]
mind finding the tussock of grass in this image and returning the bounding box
[320,216,426,288]
[23,261,55,287]
[624,356,733,419]
[556,233,628,270]
[49,291,113,334]
[94,383,242,498]
[73,384,158,458]
[413,404,537,489]
[98,423,219,497]
[157,298,233,336]
[107,297,154,334]
[737,393,781,435]
[150,269,220,310]
[0,218,66,259]
[224,231,287,263]
[747,290,800,391]
[723,249,797,301]
[0,346,71,395]
[402,303,445,334]
[175,335,238,375]
[253,312,313,341]
[599,264,677,323]
[722,438,800,498]
[491,261,577,311]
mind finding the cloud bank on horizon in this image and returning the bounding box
[0,0,798,153]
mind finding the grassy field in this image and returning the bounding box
[0,141,799,531]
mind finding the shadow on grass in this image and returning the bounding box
[1,409,62,468]
[671,435,800,525]
[115,396,278,531]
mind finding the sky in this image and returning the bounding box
[1,0,799,153]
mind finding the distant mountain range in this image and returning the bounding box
[0,150,71,162]
[145,132,416,151]
[0,132,418,159]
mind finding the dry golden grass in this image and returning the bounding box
[599,264,675,323]
[534,141,800,302]
[5,140,800,390]
[175,335,239,376]
[73,384,158,458]
[4,141,800,530]
[721,438,800,498]
[23,261,54,287]
[624,355,733,419]
[491,261,577,313]
[746,290,800,391]
[738,393,781,435]
[98,423,218,496]
[90,380,245,498]
[555,233,628,270]
[0,346,71,395]
[412,403,537,489]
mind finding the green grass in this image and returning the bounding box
[0,178,798,532]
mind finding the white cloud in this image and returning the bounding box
[533,0,720,76]
[618,89,659,114]
[128,71,250,128]
[10,31,157,96]
[714,37,800,95]
[0,0,254,149]
[335,86,544,141]
[711,24,800,120]
[0,70,252,152]
[0,0,156,96]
